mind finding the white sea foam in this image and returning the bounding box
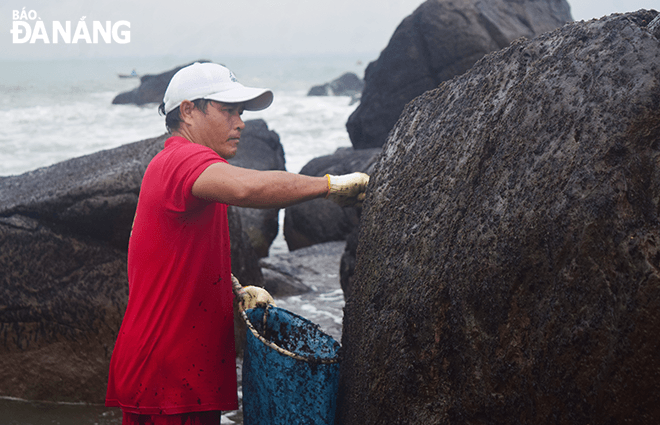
[245,92,356,173]
[0,62,360,177]
[0,100,166,175]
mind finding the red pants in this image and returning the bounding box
[122,410,221,425]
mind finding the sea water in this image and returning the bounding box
[0,55,366,176]
[0,54,369,424]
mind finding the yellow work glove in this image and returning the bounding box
[241,286,277,310]
[325,172,370,207]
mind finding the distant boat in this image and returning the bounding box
[118,69,139,79]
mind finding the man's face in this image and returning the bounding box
[187,101,246,159]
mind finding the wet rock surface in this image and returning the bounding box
[0,120,283,403]
[0,134,164,402]
[260,241,347,296]
[347,0,572,149]
[339,11,660,425]
[0,220,129,403]
[339,225,360,299]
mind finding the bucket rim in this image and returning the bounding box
[242,306,341,364]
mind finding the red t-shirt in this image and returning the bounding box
[106,136,238,414]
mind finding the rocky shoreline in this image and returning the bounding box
[3,1,659,423]
[0,116,370,402]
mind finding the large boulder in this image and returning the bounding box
[0,120,281,403]
[112,60,208,106]
[347,0,572,149]
[283,147,380,251]
[0,214,130,403]
[0,134,165,251]
[338,11,660,425]
[0,134,163,403]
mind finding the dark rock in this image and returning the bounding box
[339,224,360,299]
[283,198,359,251]
[283,147,380,251]
[228,206,264,292]
[259,241,346,295]
[0,218,128,403]
[112,60,209,106]
[307,72,364,97]
[231,206,278,258]
[228,119,286,257]
[338,11,660,425]
[0,120,281,403]
[0,134,166,251]
[0,134,163,403]
[346,0,572,149]
[260,267,312,297]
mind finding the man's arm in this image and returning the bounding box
[191,162,329,209]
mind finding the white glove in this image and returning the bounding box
[325,172,370,207]
[241,286,277,310]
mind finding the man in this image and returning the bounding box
[105,62,369,425]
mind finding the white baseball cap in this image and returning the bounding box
[162,62,273,114]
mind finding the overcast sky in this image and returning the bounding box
[1,0,658,60]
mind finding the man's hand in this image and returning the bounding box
[325,172,370,207]
[241,286,277,310]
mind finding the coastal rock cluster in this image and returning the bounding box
[0,120,278,402]
[112,60,208,106]
[347,0,573,149]
[4,0,658,416]
[307,72,364,103]
[1,65,373,403]
[338,10,660,424]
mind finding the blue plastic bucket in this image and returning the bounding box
[242,306,341,425]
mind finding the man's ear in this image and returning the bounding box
[179,100,196,123]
